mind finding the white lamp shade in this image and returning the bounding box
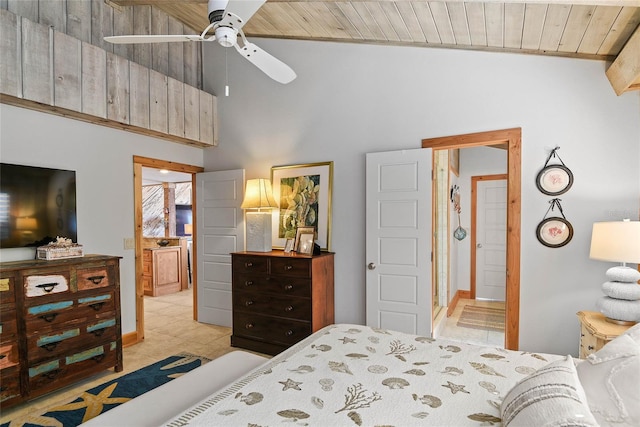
[241,179,278,210]
[590,220,640,264]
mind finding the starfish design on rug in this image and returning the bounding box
[442,381,470,394]
[339,337,356,344]
[49,382,131,422]
[278,378,302,391]
[6,413,65,426]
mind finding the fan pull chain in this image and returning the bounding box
[225,44,230,97]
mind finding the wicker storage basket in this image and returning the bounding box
[36,245,84,260]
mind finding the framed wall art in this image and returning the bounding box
[271,161,333,251]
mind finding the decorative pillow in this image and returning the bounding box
[501,355,598,426]
[576,323,640,427]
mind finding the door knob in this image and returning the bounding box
[368,263,376,270]
[477,243,483,248]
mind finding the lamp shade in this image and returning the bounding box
[16,217,38,230]
[590,220,640,264]
[241,179,278,210]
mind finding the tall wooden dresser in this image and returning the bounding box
[231,251,334,355]
[0,255,123,408]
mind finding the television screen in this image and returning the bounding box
[0,163,77,248]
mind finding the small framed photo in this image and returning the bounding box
[283,238,295,253]
[297,233,315,255]
[294,226,315,251]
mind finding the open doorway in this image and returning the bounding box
[132,156,204,344]
[422,128,521,350]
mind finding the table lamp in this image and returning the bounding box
[241,179,278,252]
[589,219,640,324]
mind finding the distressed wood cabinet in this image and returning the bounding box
[577,310,632,359]
[143,247,182,297]
[231,251,335,356]
[0,255,123,408]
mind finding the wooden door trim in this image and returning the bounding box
[422,128,521,350]
[470,174,508,300]
[133,156,204,344]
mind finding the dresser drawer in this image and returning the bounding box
[24,273,70,297]
[233,312,310,347]
[0,309,17,341]
[233,256,269,274]
[0,365,21,404]
[270,258,311,278]
[0,342,19,369]
[25,292,115,334]
[28,341,118,396]
[27,316,117,364]
[234,291,311,321]
[77,267,112,291]
[580,323,600,358]
[0,276,16,305]
[234,274,311,298]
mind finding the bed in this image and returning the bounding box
[86,322,640,426]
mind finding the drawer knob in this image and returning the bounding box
[41,342,59,352]
[91,329,106,337]
[86,275,106,285]
[89,302,105,311]
[285,305,294,312]
[0,355,5,359]
[44,369,61,380]
[285,330,294,336]
[588,345,594,350]
[36,282,59,293]
[284,284,293,291]
[39,313,59,323]
[245,262,253,268]
[285,265,293,271]
[245,300,254,306]
[92,354,106,363]
[245,323,254,329]
[244,281,253,287]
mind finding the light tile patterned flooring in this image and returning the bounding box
[437,298,506,347]
[0,288,232,423]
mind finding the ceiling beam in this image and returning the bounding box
[110,0,640,6]
[606,26,640,95]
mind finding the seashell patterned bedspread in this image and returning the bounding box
[166,324,561,426]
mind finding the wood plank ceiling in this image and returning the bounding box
[110,0,640,94]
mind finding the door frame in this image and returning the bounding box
[470,174,508,300]
[132,156,204,344]
[422,128,521,350]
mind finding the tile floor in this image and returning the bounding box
[0,288,233,423]
[437,298,506,347]
[1,293,505,423]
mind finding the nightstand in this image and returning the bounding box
[577,311,633,358]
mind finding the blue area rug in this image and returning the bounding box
[3,353,210,427]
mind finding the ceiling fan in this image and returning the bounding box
[103,0,296,84]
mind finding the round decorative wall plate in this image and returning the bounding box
[536,164,574,196]
[536,217,573,248]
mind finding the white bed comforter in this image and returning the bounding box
[166,324,560,426]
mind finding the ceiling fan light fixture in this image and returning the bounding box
[216,26,237,48]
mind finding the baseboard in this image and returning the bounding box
[447,290,471,317]
[122,331,139,348]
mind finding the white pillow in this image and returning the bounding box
[575,324,640,427]
[501,355,598,426]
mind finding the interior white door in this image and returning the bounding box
[365,148,433,336]
[475,178,507,301]
[196,169,245,326]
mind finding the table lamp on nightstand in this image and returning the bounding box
[241,178,278,252]
[589,219,640,325]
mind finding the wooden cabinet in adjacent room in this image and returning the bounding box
[0,255,123,408]
[143,247,182,297]
[231,250,335,356]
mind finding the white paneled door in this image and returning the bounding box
[365,149,433,336]
[196,169,245,326]
[475,178,507,301]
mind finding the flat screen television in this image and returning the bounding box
[0,163,77,248]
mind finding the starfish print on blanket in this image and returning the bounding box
[442,381,470,394]
[279,378,303,391]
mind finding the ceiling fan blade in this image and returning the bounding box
[235,41,296,84]
[104,35,204,44]
[218,0,266,30]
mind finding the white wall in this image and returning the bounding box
[201,38,640,356]
[0,105,204,334]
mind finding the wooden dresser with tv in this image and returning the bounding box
[0,255,123,408]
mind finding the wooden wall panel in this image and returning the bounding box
[91,0,113,52]
[199,90,214,145]
[151,6,169,76]
[183,26,201,88]
[167,77,184,138]
[39,0,66,33]
[82,42,107,118]
[112,5,134,59]
[167,16,184,82]
[22,18,52,105]
[133,5,151,69]
[149,69,168,133]
[0,10,21,97]
[53,31,81,111]
[130,61,150,129]
[107,51,130,123]
[66,0,91,44]
[7,0,37,22]
[183,84,199,140]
